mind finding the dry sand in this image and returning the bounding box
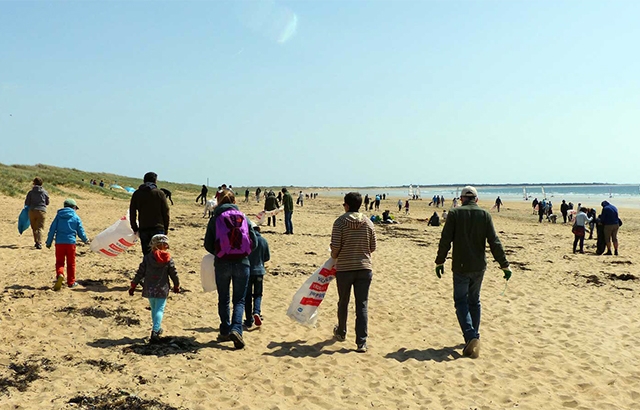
[1,190,640,409]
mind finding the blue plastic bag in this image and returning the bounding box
[18,206,30,235]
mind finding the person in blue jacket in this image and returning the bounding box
[46,199,90,290]
[600,201,620,255]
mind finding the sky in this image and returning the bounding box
[1,0,639,187]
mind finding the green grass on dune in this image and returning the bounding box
[0,163,203,200]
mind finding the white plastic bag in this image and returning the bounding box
[90,213,138,257]
[286,258,336,326]
[255,206,284,226]
[201,253,217,292]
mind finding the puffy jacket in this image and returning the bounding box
[46,207,88,246]
[129,182,170,233]
[600,201,619,225]
[264,193,280,211]
[25,186,50,211]
[435,201,508,274]
[132,251,179,298]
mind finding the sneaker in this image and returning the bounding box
[333,325,346,342]
[150,330,161,344]
[605,251,613,255]
[68,282,79,288]
[217,333,231,342]
[614,250,619,256]
[463,338,480,359]
[356,342,368,353]
[243,321,253,330]
[230,330,245,349]
[54,275,64,291]
[35,243,42,250]
[253,314,262,327]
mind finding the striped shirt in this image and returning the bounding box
[330,212,377,272]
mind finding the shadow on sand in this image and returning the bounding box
[384,345,465,363]
[263,339,352,358]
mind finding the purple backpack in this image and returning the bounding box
[214,209,252,259]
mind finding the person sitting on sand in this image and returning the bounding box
[129,234,180,343]
[382,210,397,224]
[427,211,440,226]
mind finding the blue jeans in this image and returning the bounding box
[284,211,293,234]
[215,262,250,335]
[244,275,263,325]
[453,271,484,343]
[148,297,167,332]
[335,269,372,345]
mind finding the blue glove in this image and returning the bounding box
[435,264,444,279]
[502,268,512,281]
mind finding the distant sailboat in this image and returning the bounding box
[541,186,546,199]
[523,187,528,200]
[416,185,421,198]
[408,185,414,197]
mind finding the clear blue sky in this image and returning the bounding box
[1,0,639,187]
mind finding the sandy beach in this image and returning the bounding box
[1,189,640,409]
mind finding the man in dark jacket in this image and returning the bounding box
[282,188,294,234]
[600,201,620,255]
[560,200,569,224]
[130,172,170,255]
[434,186,511,359]
[196,185,208,205]
[264,191,280,227]
[24,177,50,249]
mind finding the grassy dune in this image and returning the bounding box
[0,163,202,201]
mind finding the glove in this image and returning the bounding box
[435,264,444,279]
[502,268,512,281]
[128,282,136,296]
[173,285,180,294]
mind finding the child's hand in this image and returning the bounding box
[173,285,180,294]
[128,282,136,296]
[46,244,51,249]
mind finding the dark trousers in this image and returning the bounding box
[335,269,372,345]
[244,275,263,325]
[139,228,165,255]
[573,234,585,252]
[267,215,276,227]
[562,211,568,223]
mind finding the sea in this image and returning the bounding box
[318,184,640,209]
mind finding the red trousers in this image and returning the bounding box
[55,244,77,286]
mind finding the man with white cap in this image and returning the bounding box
[434,185,511,358]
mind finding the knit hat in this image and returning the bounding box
[150,234,169,249]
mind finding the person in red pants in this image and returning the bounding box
[45,199,90,290]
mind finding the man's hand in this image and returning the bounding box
[502,268,512,281]
[435,264,444,279]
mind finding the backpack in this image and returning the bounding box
[214,209,252,259]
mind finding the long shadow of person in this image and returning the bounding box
[263,339,351,358]
[88,335,233,357]
[384,344,465,363]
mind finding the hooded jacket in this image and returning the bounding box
[129,182,170,233]
[248,231,271,276]
[282,191,294,213]
[435,201,509,274]
[600,201,619,225]
[25,185,50,211]
[330,212,377,272]
[264,192,280,211]
[203,203,258,267]
[46,207,88,246]
[132,251,179,298]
